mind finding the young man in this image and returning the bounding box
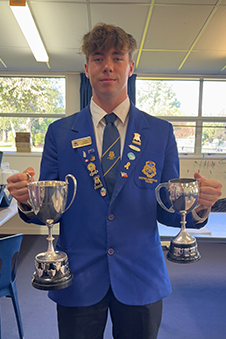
[7,24,222,339]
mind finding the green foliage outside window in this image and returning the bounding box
[0,77,65,152]
[136,79,226,154]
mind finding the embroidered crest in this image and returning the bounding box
[108,151,116,160]
[139,161,158,184]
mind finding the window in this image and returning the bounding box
[0,76,65,152]
[136,79,226,155]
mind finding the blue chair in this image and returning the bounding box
[0,233,24,339]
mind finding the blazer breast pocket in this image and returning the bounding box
[134,153,164,190]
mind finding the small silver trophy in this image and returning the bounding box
[155,178,201,263]
[27,174,77,290]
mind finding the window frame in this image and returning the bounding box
[0,75,66,152]
[136,77,226,155]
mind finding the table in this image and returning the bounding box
[0,201,225,242]
[159,212,226,243]
[0,198,18,227]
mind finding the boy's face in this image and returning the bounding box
[84,47,134,105]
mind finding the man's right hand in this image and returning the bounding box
[7,167,35,206]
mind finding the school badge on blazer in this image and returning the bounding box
[139,161,157,184]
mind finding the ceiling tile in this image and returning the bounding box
[47,48,85,72]
[155,0,218,4]
[89,0,150,2]
[136,50,187,74]
[180,51,226,74]
[1,0,226,75]
[144,4,213,50]
[0,47,49,71]
[0,2,28,47]
[90,3,149,46]
[33,0,87,2]
[29,2,89,49]
[194,7,226,51]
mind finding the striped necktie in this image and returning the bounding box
[101,113,121,197]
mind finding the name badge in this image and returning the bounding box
[71,137,92,149]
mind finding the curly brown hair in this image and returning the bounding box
[81,23,137,62]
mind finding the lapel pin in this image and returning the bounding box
[121,172,128,178]
[129,144,141,152]
[124,162,131,170]
[87,163,98,176]
[90,155,96,161]
[132,133,141,146]
[93,175,103,190]
[100,187,107,196]
[127,152,136,160]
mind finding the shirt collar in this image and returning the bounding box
[90,96,130,127]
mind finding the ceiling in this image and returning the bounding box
[1,0,226,77]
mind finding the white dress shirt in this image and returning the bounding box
[90,96,130,160]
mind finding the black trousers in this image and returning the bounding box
[57,287,163,339]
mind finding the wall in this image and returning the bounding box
[180,156,226,196]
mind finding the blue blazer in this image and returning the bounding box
[20,103,206,307]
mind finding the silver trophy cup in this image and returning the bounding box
[27,174,77,290]
[155,178,201,263]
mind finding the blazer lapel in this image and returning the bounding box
[111,104,149,203]
[71,107,110,204]
[70,105,150,205]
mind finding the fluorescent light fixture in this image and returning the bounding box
[10,3,49,62]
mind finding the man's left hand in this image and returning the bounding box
[194,172,222,214]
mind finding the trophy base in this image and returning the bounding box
[32,250,73,291]
[167,241,201,264]
[32,272,73,291]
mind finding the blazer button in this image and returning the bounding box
[108,214,114,221]
[108,248,114,255]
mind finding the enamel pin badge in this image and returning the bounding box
[128,132,141,152]
[71,136,92,149]
[132,133,141,146]
[129,144,141,152]
[124,162,131,170]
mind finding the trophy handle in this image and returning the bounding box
[155,182,175,213]
[63,174,77,213]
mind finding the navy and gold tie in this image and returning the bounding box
[101,113,121,197]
